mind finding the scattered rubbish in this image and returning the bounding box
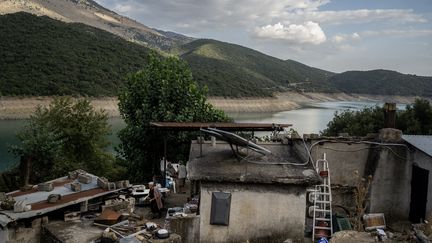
[95,208,121,225]
[363,213,386,231]
[317,237,328,243]
[64,211,81,222]
[375,229,387,241]
[156,229,170,239]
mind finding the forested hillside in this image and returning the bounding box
[0,12,151,96]
[329,70,432,96]
[1,13,432,98]
[176,39,335,97]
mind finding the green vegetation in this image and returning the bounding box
[118,53,230,181]
[321,98,432,136]
[329,70,432,96]
[175,39,334,97]
[1,13,432,98]
[10,97,126,183]
[0,12,151,96]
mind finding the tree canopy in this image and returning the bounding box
[11,97,125,183]
[118,53,230,181]
[321,98,432,137]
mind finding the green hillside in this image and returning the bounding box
[175,39,335,97]
[329,70,432,96]
[2,13,432,98]
[0,12,151,96]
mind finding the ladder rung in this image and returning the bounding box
[315,200,331,204]
[316,218,331,221]
[316,192,331,195]
[315,209,331,212]
[314,226,332,230]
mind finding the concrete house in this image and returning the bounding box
[188,140,320,243]
[295,131,432,224]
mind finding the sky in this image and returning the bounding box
[96,0,432,76]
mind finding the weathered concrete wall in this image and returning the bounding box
[309,142,370,186]
[306,140,411,222]
[199,182,306,243]
[1,218,43,243]
[410,149,432,218]
[168,215,200,243]
[369,147,411,221]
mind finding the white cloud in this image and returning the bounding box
[254,21,326,44]
[332,32,360,43]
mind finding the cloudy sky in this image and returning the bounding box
[96,0,432,76]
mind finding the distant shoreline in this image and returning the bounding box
[0,92,425,120]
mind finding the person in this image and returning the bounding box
[148,182,163,218]
[177,161,187,193]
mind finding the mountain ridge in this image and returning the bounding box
[0,0,194,50]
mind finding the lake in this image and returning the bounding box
[0,101,389,171]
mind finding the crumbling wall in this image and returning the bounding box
[1,217,44,243]
[199,182,306,243]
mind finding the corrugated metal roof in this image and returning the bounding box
[0,172,120,228]
[402,135,432,157]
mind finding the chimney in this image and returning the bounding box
[383,103,396,128]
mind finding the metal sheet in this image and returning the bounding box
[402,135,432,157]
[210,192,231,226]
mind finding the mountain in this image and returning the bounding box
[0,0,194,50]
[0,12,152,96]
[329,70,432,97]
[175,39,335,97]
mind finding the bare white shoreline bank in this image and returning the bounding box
[0,92,424,120]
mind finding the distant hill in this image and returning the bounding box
[329,70,432,96]
[176,39,335,97]
[1,12,432,98]
[0,12,152,96]
[0,0,194,50]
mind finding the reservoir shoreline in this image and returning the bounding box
[0,92,425,119]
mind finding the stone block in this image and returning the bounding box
[379,128,402,142]
[47,194,62,203]
[107,182,116,190]
[71,182,82,192]
[38,182,54,192]
[124,180,130,188]
[14,201,31,213]
[115,181,124,189]
[78,174,92,184]
[97,177,109,189]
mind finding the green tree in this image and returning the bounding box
[11,97,125,183]
[321,106,385,137]
[397,99,432,134]
[321,98,432,136]
[118,53,230,182]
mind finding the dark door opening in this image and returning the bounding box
[409,165,429,222]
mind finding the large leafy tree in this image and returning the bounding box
[118,53,230,182]
[321,98,432,136]
[11,97,124,183]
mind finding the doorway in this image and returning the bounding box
[410,165,429,222]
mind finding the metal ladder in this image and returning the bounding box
[312,154,333,241]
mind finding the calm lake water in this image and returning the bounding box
[0,101,393,171]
